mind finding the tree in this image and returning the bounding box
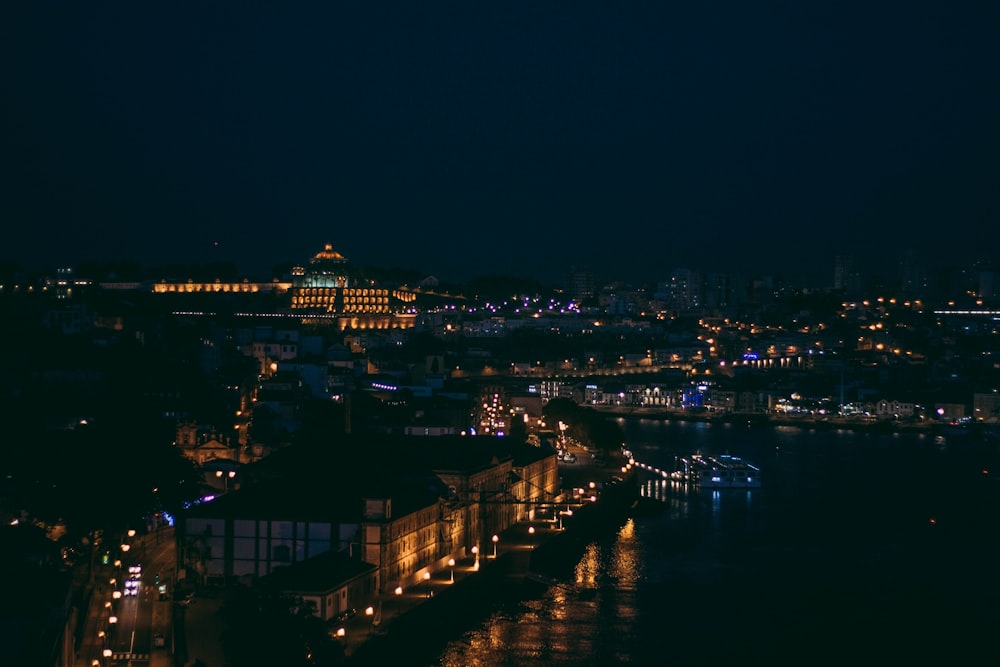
[219,584,345,665]
[543,399,624,457]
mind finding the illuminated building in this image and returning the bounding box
[152,278,290,294]
[176,435,560,593]
[288,243,418,327]
[151,243,422,331]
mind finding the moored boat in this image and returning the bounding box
[671,453,761,489]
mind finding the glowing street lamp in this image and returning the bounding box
[394,585,403,596]
[365,605,374,634]
[492,534,499,558]
[216,469,236,491]
[471,545,479,571]
[423,571,432,598]
[448,558,455,582]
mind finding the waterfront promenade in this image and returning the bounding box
[69,442,630,667]
[591,404,941,433]
[342,450,637,665]
[175,444,631,666]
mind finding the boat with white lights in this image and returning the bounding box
[670,453,761,489]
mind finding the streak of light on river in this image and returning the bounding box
[434,418,1000,666]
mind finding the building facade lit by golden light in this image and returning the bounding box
[289,243,418,330]
[151,243,421,330]
[152,278,291,294]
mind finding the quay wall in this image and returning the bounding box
[345,471,641,666]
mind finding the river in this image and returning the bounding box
[429,418,1000,665]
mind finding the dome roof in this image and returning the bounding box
[310,243,348,264]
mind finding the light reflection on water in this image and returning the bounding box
[574,542,602,587]
[608,520,642,591]
[438,518,647,667]
[435,420,1000,666]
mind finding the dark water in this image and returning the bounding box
[433,419,1000,665]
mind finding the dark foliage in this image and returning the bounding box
[543,398,625,455]
[219,583,345,666]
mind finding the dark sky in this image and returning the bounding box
[3,3,998,287]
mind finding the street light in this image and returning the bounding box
[394,585,403,596]
[423,571,431,598]
[528,525,535,550]
[365,605,374,634]
[448,558,455,582]
[471,545,479,571]
[492,534,499,558]
[215,469,236,491]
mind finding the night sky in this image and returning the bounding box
[3,3,998,287]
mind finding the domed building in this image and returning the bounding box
[288,243,419,329]
[150,242,423,330]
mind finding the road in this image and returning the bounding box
[76,526,176,667]
[72,447,627,667]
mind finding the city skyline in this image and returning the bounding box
[4,4,998,286]
[2,237,992,302]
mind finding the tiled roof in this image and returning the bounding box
[185,434,555,523]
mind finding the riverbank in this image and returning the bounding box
[591,406,949,435]
[343,459,640,665]
[171,446,634,667]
